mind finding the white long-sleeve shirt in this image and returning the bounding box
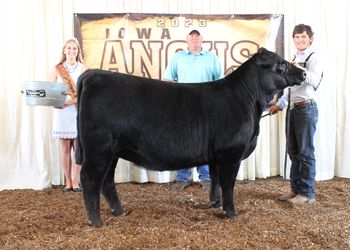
[276,46,323,109]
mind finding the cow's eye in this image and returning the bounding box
[275,63,287,74]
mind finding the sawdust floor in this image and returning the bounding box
[1,177,349,249]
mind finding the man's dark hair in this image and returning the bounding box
[292,24,314,38]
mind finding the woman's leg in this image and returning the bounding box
[71,138,82,189]
[60,139,73,189]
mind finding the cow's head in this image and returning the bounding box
[252,48,306,90]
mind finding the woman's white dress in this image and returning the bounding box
[52,61,84,139]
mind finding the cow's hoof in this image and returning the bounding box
[88,220,105,228]
[225,211,238,219]
[211,201,222,209]
[112,210,126,217]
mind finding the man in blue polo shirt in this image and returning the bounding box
[163,26,224,191]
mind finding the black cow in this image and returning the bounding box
[76,48,306,227]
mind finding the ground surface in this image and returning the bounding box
[1,177,349,249]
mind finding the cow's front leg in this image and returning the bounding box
[209,164,222,208]
[80,157,110,228]
[101,158,126,217]
[219,162,240,219]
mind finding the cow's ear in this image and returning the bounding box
[258,47,267,54]
[253,48,274,69]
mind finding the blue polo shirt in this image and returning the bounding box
[163,48,224,83]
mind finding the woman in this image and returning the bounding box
[50,38,89,192]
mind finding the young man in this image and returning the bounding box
[269,24,323,204]
[163,26,224,191]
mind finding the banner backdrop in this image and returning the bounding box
[73,13,284,182]
[74,14,284,78]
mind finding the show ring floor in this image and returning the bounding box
[1,176,349,249]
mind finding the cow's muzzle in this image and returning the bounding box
[285,65,306,87]
[302,71,307,81]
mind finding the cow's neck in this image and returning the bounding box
[230,63,266,118]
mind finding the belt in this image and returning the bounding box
[291,99,314,109]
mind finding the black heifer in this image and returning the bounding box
[76,48,306,227]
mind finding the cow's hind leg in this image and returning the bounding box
[209,164,222,208]
[80,155,112,228]
[101,158,126,217]
[219,161,240,219]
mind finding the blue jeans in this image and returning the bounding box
[176,165,210,183]
[288,101,318,199]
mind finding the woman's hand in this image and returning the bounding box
[54,98,77,109]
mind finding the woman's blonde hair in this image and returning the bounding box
[58,38,85,65]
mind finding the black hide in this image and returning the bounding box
[75,48,306,227]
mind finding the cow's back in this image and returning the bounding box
[76,70,212,169]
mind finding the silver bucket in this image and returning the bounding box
[22,81,71,107]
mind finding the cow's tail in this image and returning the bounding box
[75,69,90,165]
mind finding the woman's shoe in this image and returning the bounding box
[63,187,73,192]
[72,187,81,192]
